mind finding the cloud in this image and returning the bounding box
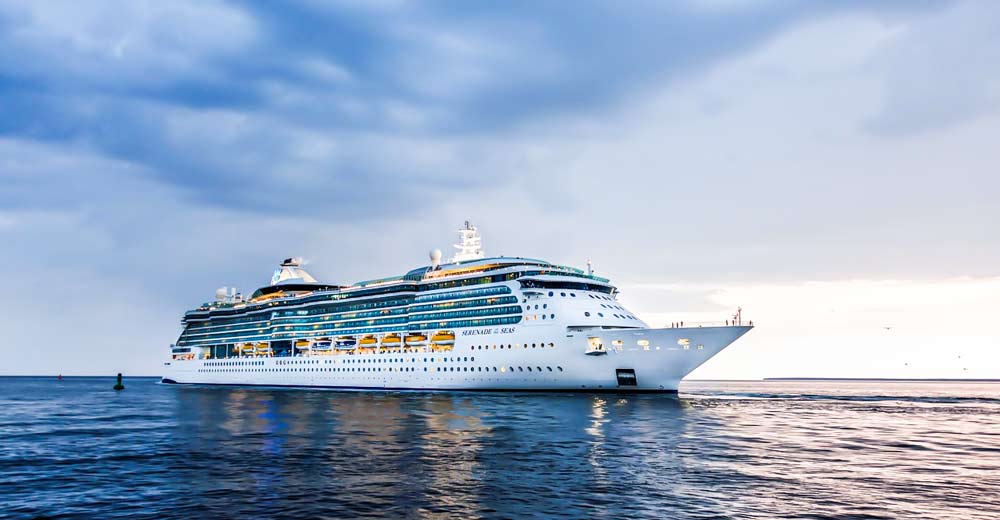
[1,0,998,376]
[865,1,1000,135]
[0,0,943,218]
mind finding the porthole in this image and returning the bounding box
[548,291,554,297]
[584,312,591,317]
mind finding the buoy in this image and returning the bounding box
[113,373,125,391]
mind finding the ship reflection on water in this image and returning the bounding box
[166,382,999,519]
[2,378,997,519]
[170,387,695,517]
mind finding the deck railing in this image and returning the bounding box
[667,320,754,328]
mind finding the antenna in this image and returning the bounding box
[586,259,593,276]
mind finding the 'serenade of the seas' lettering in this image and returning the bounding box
[162,221,754,391]
[462,327,516,336]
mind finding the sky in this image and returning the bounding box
[1,0,998,378]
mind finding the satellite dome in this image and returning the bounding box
[430,248,443,268]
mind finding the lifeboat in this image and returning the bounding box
[405,333,428,346]
[358,335,378,347]
[255,342,271,354]
[312,339,332,351]
[336,336,358,351]
[381,333,402,346]
[295,340,311,351]
[431,331,455,346]
[239,344,256,356]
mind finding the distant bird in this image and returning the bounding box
[883,326,893,331]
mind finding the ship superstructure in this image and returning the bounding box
[162,223,752,392]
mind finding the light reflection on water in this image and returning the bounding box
[1,378,998,519]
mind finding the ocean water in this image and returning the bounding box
[1,378,998,519]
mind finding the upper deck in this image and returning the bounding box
[183,256,614,321]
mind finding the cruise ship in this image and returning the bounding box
[162,222,753,392]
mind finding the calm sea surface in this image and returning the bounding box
[1,378,998,520]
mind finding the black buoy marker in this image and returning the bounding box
[113,373,125,391]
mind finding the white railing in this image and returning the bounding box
[665,320,754,328]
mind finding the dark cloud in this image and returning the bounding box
[2,0,996,376]
[0,0,943,216]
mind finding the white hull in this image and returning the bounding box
[162,325,751,392]
[165,223,755,393]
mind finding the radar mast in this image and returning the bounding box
[451,221,484,263]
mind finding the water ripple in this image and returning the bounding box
[0,377,998,519]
